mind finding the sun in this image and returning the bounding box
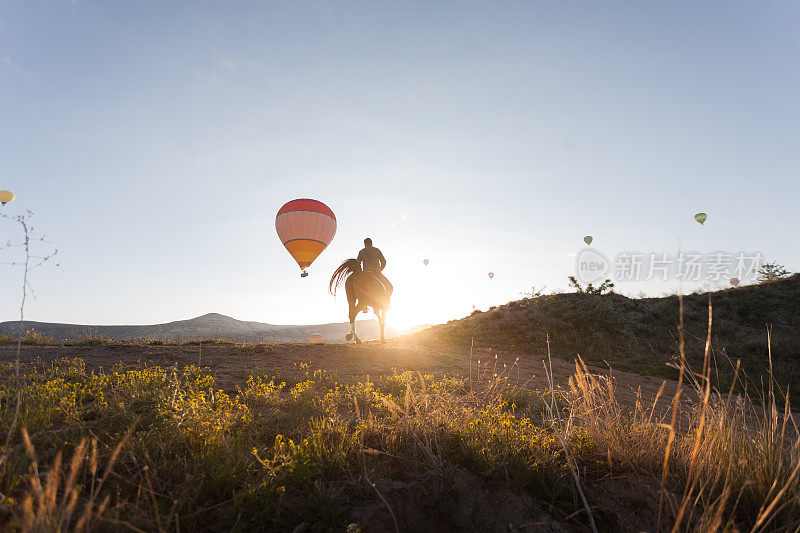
[385,303,423,333]
[379,253,496,333]
[385,283,471,333]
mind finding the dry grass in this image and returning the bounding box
[0,302,798,531]
[419,274,800,406]
[0,331,56,346]
[0,332,266,349]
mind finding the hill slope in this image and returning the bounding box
[0,312,393,343]
[414,274,800,390]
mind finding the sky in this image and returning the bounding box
[1,1,799,329]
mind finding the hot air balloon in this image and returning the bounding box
[488,272,494,280]
[275,199,336,277]
[423,259,429,266]
[583,235,593,246]
[694,212,707,225]
[0,190,14,205]
[730,278,740,287]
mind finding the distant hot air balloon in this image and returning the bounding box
[583,235,593,246]
[488,272,494,280]
[0,190,15,205]
[730,278,740,287]
[423,259,429,266]
[694,212,707,225]
[275,199,336,277]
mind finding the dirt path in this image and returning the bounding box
[0,340,679,409]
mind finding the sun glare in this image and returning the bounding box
[383,257,499,332]
[387,296,462,333]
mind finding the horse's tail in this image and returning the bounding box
[330,259,361,296]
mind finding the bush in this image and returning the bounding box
[20,329,55,345]
[757,261,790,283]
[76,334,116,346]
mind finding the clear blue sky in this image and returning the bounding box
[2,1,798,327]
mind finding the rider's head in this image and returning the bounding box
[364,238,373,247]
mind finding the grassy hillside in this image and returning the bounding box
[415,275,800,393]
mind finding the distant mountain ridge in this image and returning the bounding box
[0,313,399,343]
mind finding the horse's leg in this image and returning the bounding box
[347,301,363,344]
[346,301,358,342]
[345,278,358,342]
[353,312,362,344]
[378,307,386,342]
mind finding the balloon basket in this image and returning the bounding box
[301,270,309,278]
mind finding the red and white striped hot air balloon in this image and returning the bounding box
[275,199,337,277]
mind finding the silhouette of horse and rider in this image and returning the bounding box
[330,238,393,343]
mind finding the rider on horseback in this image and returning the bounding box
[357,238,393,297]
[330,243,392,342]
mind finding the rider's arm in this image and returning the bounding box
[357,249,364,270]
[377,250,386,270]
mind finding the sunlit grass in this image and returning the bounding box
[0,329,798,531]
[0,331,272,348]
[0,330,56,346]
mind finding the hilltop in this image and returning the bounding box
[415,274,800,391]
[0,312,397,343]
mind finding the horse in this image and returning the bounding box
[329,259,391,343]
